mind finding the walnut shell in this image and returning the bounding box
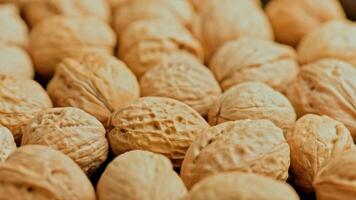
[189,0,262,11]
[0,44,34,78]
[108,97,209,166]
[183,172,299,200]
[209,37,299,92]
[47,53,140,125]
[140,52,221,116]
[0,126,16,163]
[0,145,95,200]
[180,119,290,189]
[29,16,116,78]
[287,114,354,193]
[21,107,109,175]
[97,150,187,200]
[286,59,356,138]
[119,19,203,77]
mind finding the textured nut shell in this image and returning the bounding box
[29,16,116,77]
[0,145,95,200]
[209,37,299,92]
[180,119,290,189]
[47,53,139,124]
[184,172,299,200]
[108,97,209,166]
[286,59,356,138]
[119,19,203,77]
[0,126,16,163]
[287,114,354,192]
[97,150,187,200]
[266,0,345,46]
[140,52,221,116]
[0,44,34,78]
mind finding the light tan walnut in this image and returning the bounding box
[47,53,139,125]
[0,126,16,163]
[140,52,221,116]
[180,119,290,189]
[0,145,95,200]
[21,107,109,175]
[209,37,299,92]
[29,16,116,78]
[286,59,356,139]
[108,97,209,166]
[119,19,203,77]
[97,150,187,200]
[189,0,262,11]
[0,44,34,78]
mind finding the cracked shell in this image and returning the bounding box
[0,126,16,163]
[0,44,34,78]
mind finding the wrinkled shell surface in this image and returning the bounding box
[0,44,34,78]
[97,150,187,200]
[0,126,16,163]
[181,119,290,189]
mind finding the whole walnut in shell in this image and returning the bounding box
[0,44,34,78]
[0,145,95,200]
[29,16,116,77]
[140,52,221,116]
[97,150,187,200]
[0,126,16,163]
[209,37,299,92]
[47,53,140,125]
[180,119,290,189]
[21,107,109,175]
[108,97,209,166]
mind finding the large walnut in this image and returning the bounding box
[0,126,16,163]
[0,44,34,78]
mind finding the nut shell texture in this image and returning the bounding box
[97,150,187,200]
[0,126,16,163]
[0,44,34,78]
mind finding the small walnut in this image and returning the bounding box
[29,16,116,77]
[97,150,187,200]
[47,53,140,125]
[180,119,290,189]
[21,107,109,175]
[140,52,221,116]
[108,97,209,166]
[209,37,299,92]
[0,126,16,163]
[287,114,354,193]
[183,172,299,200]
[0,145,95,200]
[286,59,356,138]
[0,44,34,78]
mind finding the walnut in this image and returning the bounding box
[47,53,140,125]
[189,0,262,11]
[0,44,34,78]
[108,97,209,166]
[209,37,299,92]
[0,145,95,200]
[97,150,187,200]
[0,126,16,163]
[21,107,109,175]
[180,119,290,189]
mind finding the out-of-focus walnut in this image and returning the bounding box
[140,52,221,116]
[0,75,52,142]
[0,126,16,163]
[287,114,354,193]
[266,0,345,47]
[47,53,139,125]
[181,119,290,189]
[29,16,116,78]
[189,0,261,11]
[286,59,356,138]
[0,145,95,200]
[118,19,203,77]
[108,97,209,166]
[0,44,34,78]
[21,107,109,175]
[97,150,187,200]
[183,172,300,200]
[209,37,299,92]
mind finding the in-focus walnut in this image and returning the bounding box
[97,150,187,200]
[108,97,209,166]
[286,59,356,138]
[140,52,221,116]
[266,0,345,47]
[180,119,290,189]
[0,75,52,142]
[287,114,354,193]
[47,53,140,125]
[184,172,300,200]
[298,20,356,65]
[118,19,203,77]
[0,126,16,163]
[29,16,116,78]
[21,107,109,175]
[0,44,34,78]
[209,37,299,92]
[0,145,95,200]
[208,81,296,132]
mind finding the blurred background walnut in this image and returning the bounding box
[0,126,16,163]
[0,44,33,78]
